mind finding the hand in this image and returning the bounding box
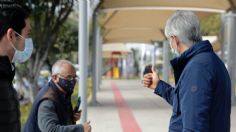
[73,110,81,122]
[83,121,91,132]
[143,65,160,90]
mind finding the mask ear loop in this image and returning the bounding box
[8,31,20,51]
[12,30,28,51]
[10,41,17,50]
[13,31,25,40]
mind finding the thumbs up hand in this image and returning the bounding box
[143,65,160,90]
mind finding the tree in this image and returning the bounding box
[18,0,75,101]
[48,18,78,65]
[200,14,221,36]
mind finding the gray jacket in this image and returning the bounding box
[38,100,84,132]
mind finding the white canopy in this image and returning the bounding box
[100,0,236,44]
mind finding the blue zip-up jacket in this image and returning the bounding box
[155,40,231,132]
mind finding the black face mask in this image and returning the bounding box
[57,78,76,95]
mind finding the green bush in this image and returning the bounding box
[20,102,32,127]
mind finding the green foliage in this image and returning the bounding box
[17,1,80,127]
[200,14,221,36]
[13,0,75,101]
[48,18,78,64]
[71,78,93,108]
[20,102,32,126]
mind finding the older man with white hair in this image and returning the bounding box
[24,60,91,132]
[143,11,231,132]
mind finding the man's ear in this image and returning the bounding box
[174,36,180,46]
[51,75,57,81]
[174,37,183,53]
[171,36,178,48]
[6,28,15,42]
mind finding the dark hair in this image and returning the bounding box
[0,2,30,40]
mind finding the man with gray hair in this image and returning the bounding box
[143,11,231,132]
[24,60,91,132]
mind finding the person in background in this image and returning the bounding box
[0,2,33,132]
[143,10,231,132]
[24,60,91,132]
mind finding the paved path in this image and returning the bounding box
[88,80,236,132]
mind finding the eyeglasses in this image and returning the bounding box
[57,74,78,81]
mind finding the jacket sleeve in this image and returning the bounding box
[180,64,212,132]
[154,80,175,106]
[37,100,84,132]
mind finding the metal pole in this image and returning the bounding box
[98,29,103,90]
[225,12,236,105]
[152,45,155,65]
[96,28,101,90]
[163,41,170,83]
[220,14,226,62]
[122,58,127,79]
[152,42,158,65]
[78,0,88,123]
[91,11,100,105]
[140,45,146,79]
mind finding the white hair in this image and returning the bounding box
[51,60,75,75]
[165,10,202,46]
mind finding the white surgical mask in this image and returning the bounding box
[11,31,34,63]
[169,38,180,57]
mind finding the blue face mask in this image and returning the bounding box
[11,31,34,63]
[57,78,76,95]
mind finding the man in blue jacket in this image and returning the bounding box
[143,11,231,132]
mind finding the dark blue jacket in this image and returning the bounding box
[24,81,50,132]
[155,40,231,132]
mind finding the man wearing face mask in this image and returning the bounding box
[143,11,231,132]
[0,2,33,132]
[24,60,91,132]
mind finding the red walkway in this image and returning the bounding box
[111,81,141,132]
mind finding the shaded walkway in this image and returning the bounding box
[88,80,236,132]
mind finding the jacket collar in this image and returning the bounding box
[170,40,213,84]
